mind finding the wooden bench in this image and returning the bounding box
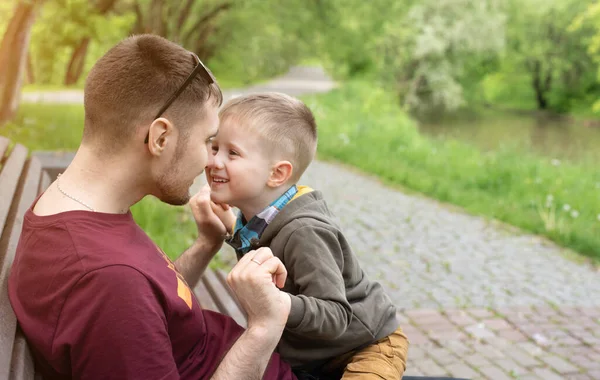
[0,137,42,380]
[0,136,464,380]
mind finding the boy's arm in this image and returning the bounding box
[283,224,353,340]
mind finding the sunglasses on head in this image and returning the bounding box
[144,53,215,144]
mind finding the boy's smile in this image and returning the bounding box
[210,174,229,186]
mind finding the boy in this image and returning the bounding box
[207,93,408,379]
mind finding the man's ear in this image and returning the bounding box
[147,118,175,156]
[267,161,293,188]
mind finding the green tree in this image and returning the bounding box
[117,0,321,84]
[395,0,505,112]
[129,0,232,61]
[571,1,600,113]
[506,0,596,111]
[310,0,407,79]
[317,0,505,112]
[29,0,135,86]
[213,0,319,81]
[63,0,120,85]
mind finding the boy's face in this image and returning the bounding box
[206,117,274,209]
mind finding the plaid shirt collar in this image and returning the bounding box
[226,185,298,257]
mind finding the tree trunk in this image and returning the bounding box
[163,1,178,41]
[531,60,549,110]
[0,1,41,126]
[63,0,117,85]
[131,0,145,34]
[64,38,90,86]
[95,0,118,14]
[193,24,216,59]
[26,51,35,84]
[149,0,165,35]
[175,0,196,42]
[182,2,232,48]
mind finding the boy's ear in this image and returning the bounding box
[267,161,293,188]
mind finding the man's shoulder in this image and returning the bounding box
[19,208,149,258]
[11,211,166,307]
[47,212,162,270]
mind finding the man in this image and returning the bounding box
[8,34,295,379]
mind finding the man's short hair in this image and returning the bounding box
[83,34,222,153]
[219,93,317,182]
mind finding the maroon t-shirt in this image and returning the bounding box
[8,204,294,380]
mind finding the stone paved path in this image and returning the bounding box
[30,67,600,379]
[301,162,600,311]
[205,159,600,379]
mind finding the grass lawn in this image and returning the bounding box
[302,81,600,263]
[2,103,224,265]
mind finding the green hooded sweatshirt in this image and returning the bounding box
[258,190,399,368]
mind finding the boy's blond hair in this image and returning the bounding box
[219,93,317,182]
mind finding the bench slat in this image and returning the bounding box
[0,145,28,236]
[193,280,220,313]
[38,171,51,196]
[216,269,247,322]
[9,328,35,380]
[31,151,75,181]
[202,269,247,328]
[0,136,9,162]
[0,157,42,380]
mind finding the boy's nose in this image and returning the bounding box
[209,152,224,169]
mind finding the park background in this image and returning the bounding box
[4,1,600,379]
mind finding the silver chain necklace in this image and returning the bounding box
[56,174,96,212]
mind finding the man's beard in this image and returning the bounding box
[157,175,191,206]
[156,146,193,206]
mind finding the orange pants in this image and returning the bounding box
[325,327,409,379]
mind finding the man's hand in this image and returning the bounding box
[189,185,234,248]
[176,185,236,287]
[227,247,291,337]
[210,202,236,236]
[212,249,293,379]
